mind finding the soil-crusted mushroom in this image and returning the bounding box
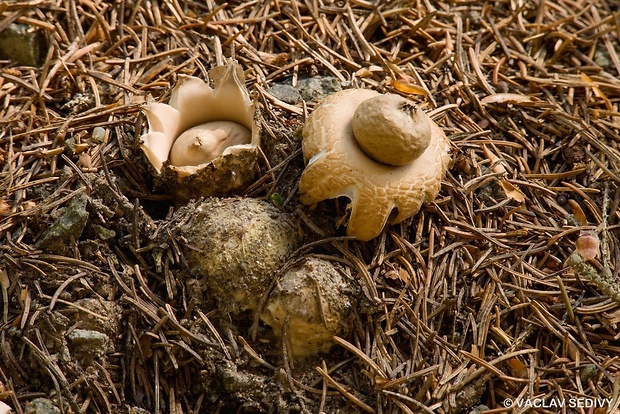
[140,60,260,202]
[299,89,451,241]
[260,257,357,358]
[169,197,300,315]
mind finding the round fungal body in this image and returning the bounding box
[172,198,300,314]
[352,94,431,166]
[169,121,251,167]
[261,257,356,358]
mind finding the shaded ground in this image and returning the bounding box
[1,1,620,413]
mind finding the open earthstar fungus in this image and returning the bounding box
[140,60,260,202]
[299,89,451,241]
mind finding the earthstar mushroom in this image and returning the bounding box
[139,60,260,201]
[299,89,451,241]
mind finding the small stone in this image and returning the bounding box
[218,361,263,393]
[63,136,78,155]
[66,329,111,365]
[24,398,61,414]
[70,298,123,337]
[91,223,116,240]
[91,127,106,144]
[268,84,302,104]
[61,93,95,114]
[0,23,46,67]
[36,192,89,254]
[579,364,598,382]
[127,408,150,414]
[296,76,342,101]
[594,44,611,69]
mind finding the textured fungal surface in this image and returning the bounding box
[352,94,431,166]
[171,197,300,314]
[261,257,357,358]
[299,89,451,241]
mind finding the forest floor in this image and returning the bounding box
[1,1,620,413]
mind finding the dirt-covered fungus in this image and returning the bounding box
[140,60,260,201]
[299,89,451,241]
[170,197,300,315]
[260,257,356,358]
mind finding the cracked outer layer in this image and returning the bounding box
[299,89,451,241]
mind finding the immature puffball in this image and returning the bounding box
[299,89,451,240]
[171,198,300,314]
[260,257,357,358]
[139,60,260,201]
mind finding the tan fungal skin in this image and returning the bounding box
[299,89,451,241]
[173,198,300,315]
[352,94,431,166]
[260,257,355,358]
[140,60,258,176]
[169,121,251,167]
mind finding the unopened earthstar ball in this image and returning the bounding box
[260,256,357,358]
[171,197,300,314]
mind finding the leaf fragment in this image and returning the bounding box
[498,180,526,202]
[480,93,539,105]
[392,77,428,95]
[580,73,613,110]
